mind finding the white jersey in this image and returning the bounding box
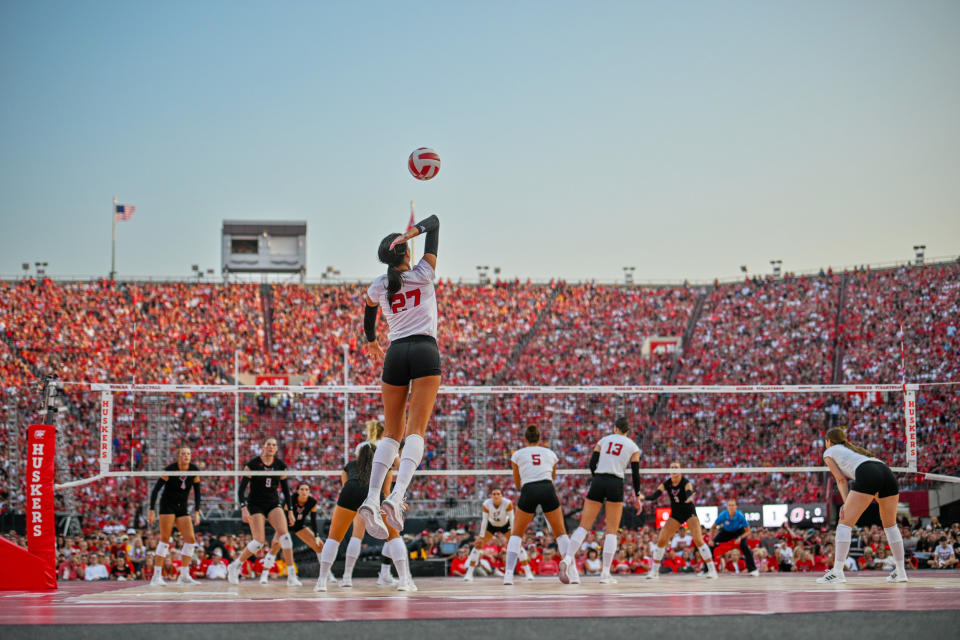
[366,258,438,342]
[482,498,513,527]
[511,446,558,486]
[594,433,640,478]
[823,444,883,480]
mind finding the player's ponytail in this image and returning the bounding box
[825,427,873,458]
[365,419,385,444]
[524,424,540,444]
[378,233,407,300]
[357,443,375,483]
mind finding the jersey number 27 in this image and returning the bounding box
[391,288,422,314]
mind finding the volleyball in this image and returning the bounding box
[408,147,441,180]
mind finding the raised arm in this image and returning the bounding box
[390,215,439,268]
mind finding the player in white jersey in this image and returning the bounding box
[503,425,570,586]
[358,215,441,540]
[463,488,534,581]
[817,427,907,584]
[558,417,641,585]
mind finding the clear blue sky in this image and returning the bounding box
[1,0,957,283]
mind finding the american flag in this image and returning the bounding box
[115,204,136,221]
[406,210,415,231]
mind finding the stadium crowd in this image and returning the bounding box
[0,261,958,531]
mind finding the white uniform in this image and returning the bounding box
[823,444,882,480]
[511,446,558,486]
[366,258,437,342]
[594,433,640,477]
[483,498,512,527]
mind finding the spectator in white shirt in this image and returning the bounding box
[83,554,109,581]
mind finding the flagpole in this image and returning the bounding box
[110,196,117,281]
[410,200,416,263]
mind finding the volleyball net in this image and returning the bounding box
[43,382,960,512]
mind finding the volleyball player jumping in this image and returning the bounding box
[639,462,718,579]
[227,437,302,587]
[817,428,907,584]
[147,446,202,586]
[559,417,641,585]
[358,214,441,539]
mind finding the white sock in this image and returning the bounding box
[392,434,425,500]
[505,535,522,575]
[652,545,665,570]
[366,437,400,502]
[388,538,410,581]
[262,552,276,570]
[379,561,393,579]
[602,534,617,574]
[319,538,340,580]
[698,544,715,570]
[565,527,587,563]
[343,537,362,578]
[884,525,905,574]
[557,534,570,558]
[834,524,852,572]
[466,547,480,575]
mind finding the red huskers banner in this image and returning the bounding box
[0,425,57,590]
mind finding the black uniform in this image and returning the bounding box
[150,463,201,518]
[337,460,368,511]
[663,476,696,523]
[238,456,290,517]
[289,496,318,534]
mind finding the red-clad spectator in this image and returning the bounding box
[449,546,470,577]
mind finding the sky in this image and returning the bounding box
[0,0,958,284]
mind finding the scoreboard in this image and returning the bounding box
[654,503,827,529]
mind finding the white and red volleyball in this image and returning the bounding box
[408,147,441,181]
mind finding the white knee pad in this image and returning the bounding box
[836,524,852,543]
[884,525,903,544]
[320,538,340,564]
[507,535,522,555]
[179,543,195,560]
[279,533,293,550]
[246,540,264,554]
[345,537,362,559]
[518,545,529,562]
[155,541,170,558]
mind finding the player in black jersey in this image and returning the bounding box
[227,437,302,587]
[147,446,202,586]
[255,482,334,585]
[638,462,717,579]
[315,444,413,592]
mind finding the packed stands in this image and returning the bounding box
[0,259,957,529]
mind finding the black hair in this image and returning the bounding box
[296,482,310,492]
[378,233,408,299]
[524,424,540,444]
[614,417,629,433]
[357,443,375,484]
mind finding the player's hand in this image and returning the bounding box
[147,510,156,527]
[364,339,385,360]
[389,231,414,251]
[241,506,249,524]
[288,512,295,527]
[838,505,846,522]
[193,511,201,526]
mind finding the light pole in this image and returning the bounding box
[770,259,782,278]
[622,266,636,285]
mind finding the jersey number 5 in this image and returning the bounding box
[531,454,541,465]
[605,442,623,456]
[391,288,422,314]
